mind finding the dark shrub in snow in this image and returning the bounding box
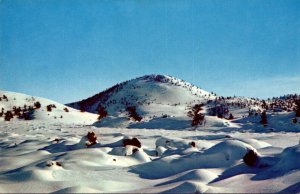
[46,104,56,112]
[132,148,139,154]
[126,106,142,121]
[47,105,52,112]
[228,113,234,120]
[2,95,8,101]
[4,111,13,121]
[13,107,21,116]
[23,111,33,120]
[191,113,205,126]
[188,104,205,127]
[123,137,141,148]
[56,161,62,167]
[260,111,268,125]
[190,141,196,147]
[63,107,69,112]
[34,101,41,109]
[243,150,258,166]
[97,106,108,120]
[86,131,97,146]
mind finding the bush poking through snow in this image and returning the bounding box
[228,113,234,120]
[47,105,52,112]
[46,161,62,167]
[123,137,142,148]
[132,148,139,154]
[126,106,142,121]
[2,95,8,101]
[188,104,205,127]
[86,131,97,146]
[243,150,258,166]
[23,111,33,120]
[260,111,268,125]
[46,104,56,112]
[4,111,13,121]
[34,101,41,109]
[63,107,69,112]
[189,141,196,147]
[97,106,108,120]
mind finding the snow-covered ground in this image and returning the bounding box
[1,75,300,193]
[1,121,300,193]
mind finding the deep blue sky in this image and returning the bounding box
[1,0,299,103]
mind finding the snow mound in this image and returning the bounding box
[130,139,258,179]
[204,139,257,162]
[156,137,194,149]
[162,181,209,193]
[157,169,218,186]
[234,138,272,149]
[53,186,102,193]
[272,144,300,173]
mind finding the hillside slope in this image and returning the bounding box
[68,74,215,113]
[68,74,231,129]
[0,90,98,124]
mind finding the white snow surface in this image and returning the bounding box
[1,80,300,193]
[0,90,98,124]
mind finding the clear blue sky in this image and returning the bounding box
[1,0,299,103]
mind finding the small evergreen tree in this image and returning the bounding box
[189,104,205,127]
[97,106,108,120]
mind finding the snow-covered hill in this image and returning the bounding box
[0,90,98,124]
[68,74,227,129]
[68,74,215,113]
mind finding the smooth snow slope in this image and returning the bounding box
[0,90,98,124]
